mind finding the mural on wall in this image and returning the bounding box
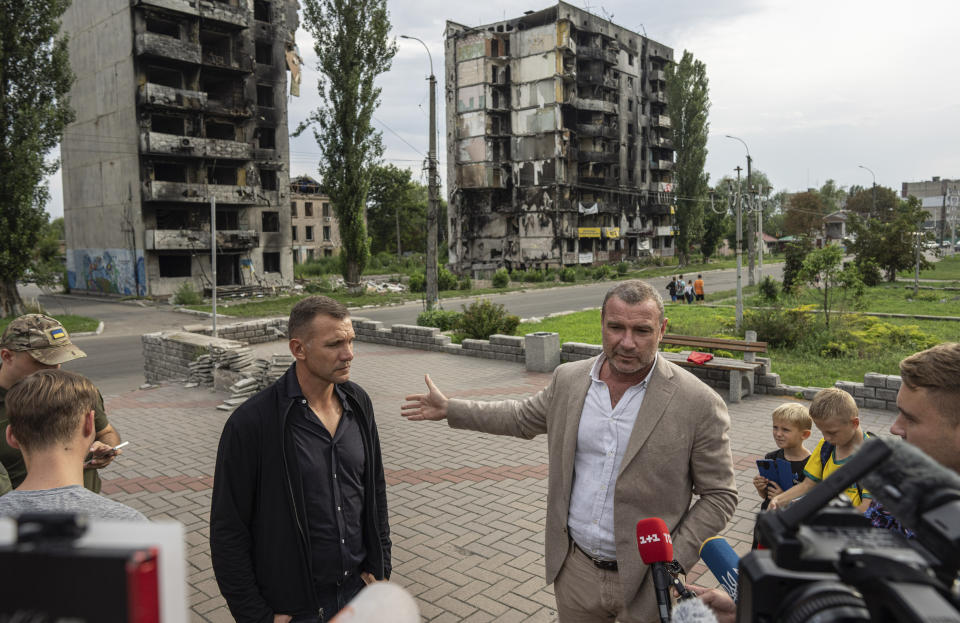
[67,249,146,296]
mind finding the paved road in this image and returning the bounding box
[20,262,782,395]
[358,262,784,326]
[21,285,187,395]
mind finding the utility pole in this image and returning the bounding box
[734,166,744,331]
[757,187,765,278]
[726,135,754,284]
[401,35,439,310]
[210,195,217,338]
[914,231,921,297]
[858,165,876,217]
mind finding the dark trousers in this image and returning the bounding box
[291,574,366,623]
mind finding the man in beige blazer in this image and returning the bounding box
[402,280,737,622]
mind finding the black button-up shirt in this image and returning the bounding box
[287,375,367,587]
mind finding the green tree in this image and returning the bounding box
[784,191,829,236]
[665,50,710,266]
[845,185,899,221]
[0,0,75,317]
[797,244,862,328]
[298,0,397,290]
[817,179,848,213]
[30,216,65,290]
[366,164,422,255]
[782,234,813,292]
[848,196,933,281]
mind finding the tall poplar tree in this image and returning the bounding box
[665,50,710,266]
[298,0,397,289]
[0,0,74,317]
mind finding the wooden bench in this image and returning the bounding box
[659,334,767,403]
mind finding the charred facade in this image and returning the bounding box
[445,2,677,277]
[61,0,299,296]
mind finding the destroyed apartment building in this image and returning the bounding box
[60,0,299,297]
[445,1,677,277]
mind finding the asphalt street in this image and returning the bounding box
[20,262,783,395]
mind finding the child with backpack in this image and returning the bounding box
[769,388,874,512]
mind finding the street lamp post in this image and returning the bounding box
[400,34,439,310]
[726,135,756,285]
[858,165,876,217]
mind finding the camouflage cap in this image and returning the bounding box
[0,314,87,365]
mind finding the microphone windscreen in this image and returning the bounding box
[636,517,674,564]
[861,438,960,529]
[670,597,719,623]
[329,583,420,623]
[698,536,739,601]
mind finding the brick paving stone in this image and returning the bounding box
[95,338,895,622]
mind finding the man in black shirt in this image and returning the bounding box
[211,296,391,623]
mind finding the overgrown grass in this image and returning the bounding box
[713,283,960,317]
[519,304,960,387]
[0,314,100,334]
[898,254,960,281]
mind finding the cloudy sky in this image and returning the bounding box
[46,0,959,217]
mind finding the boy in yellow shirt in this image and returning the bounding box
[769,388,872,512]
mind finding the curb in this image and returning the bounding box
[173,307,235,319]
[72,321,104,337]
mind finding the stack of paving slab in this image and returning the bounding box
[211,345,257,373]
[187,355,214,387]
[217,377,260,411]
[215,354,295,412]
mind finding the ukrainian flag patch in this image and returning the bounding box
[48,327,67,342]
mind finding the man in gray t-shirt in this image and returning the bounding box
[2,370,146,523]
[0,485,146,521]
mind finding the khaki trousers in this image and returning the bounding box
[554,542,624,622]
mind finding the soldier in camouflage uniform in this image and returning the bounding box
[0,314,122,494]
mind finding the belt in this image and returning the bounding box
[573,540,618,571]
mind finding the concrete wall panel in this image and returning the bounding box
[457,58,484,86]
[515,53,556,83]
[456,34,486,62]
[515,79,557,108]
[67,248,146,296]
[513,107,559,135]
[457,111,486,138]
[456,137,490,162]
[515,24,556,57]
[457,84,485,112]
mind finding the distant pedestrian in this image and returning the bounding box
[694,275,705,303]
[684,280,694,304]
[666,277,678,302]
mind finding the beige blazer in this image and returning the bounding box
[448,354,738,622]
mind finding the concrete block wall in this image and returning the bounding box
[835,373,901,412]
[142,331,244,383]
[352,319,525,363]
[184,318,287,344]
[560,342,603,362]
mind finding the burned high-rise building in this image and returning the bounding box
[61,0,299,297]
[445,2,677,277]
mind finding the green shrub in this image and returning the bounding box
[560,267,577,282]
[526,269,545,283]
[417,309,462,331]
[758,276,780,302]
[616,261,630,276]
[714,349,734,358]
[592,264,615,280]
[458,276,472,291]
[438,267,458,291]
[492,268,510,288]
[740,305,814,348]
[455,299,520,340]
[173,281,202,305]
[544,267,559,281]
[408,272,426,292]
[304,278,333,294]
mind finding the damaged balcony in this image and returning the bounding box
[138,83,208,111]
[140,132,253,159]
[649,159,673,171]
[570,97,617,114]
[197,0,248,28]
[144,228,260,251]
[135,33,202,64]
[578,149,619,164]
[136,0,199,17]
[653,115,672,128]
[142,180,259,204]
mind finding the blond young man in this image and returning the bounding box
[769,388,872,512]
[0,369,145,521]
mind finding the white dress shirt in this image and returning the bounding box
[567,353,656,560]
